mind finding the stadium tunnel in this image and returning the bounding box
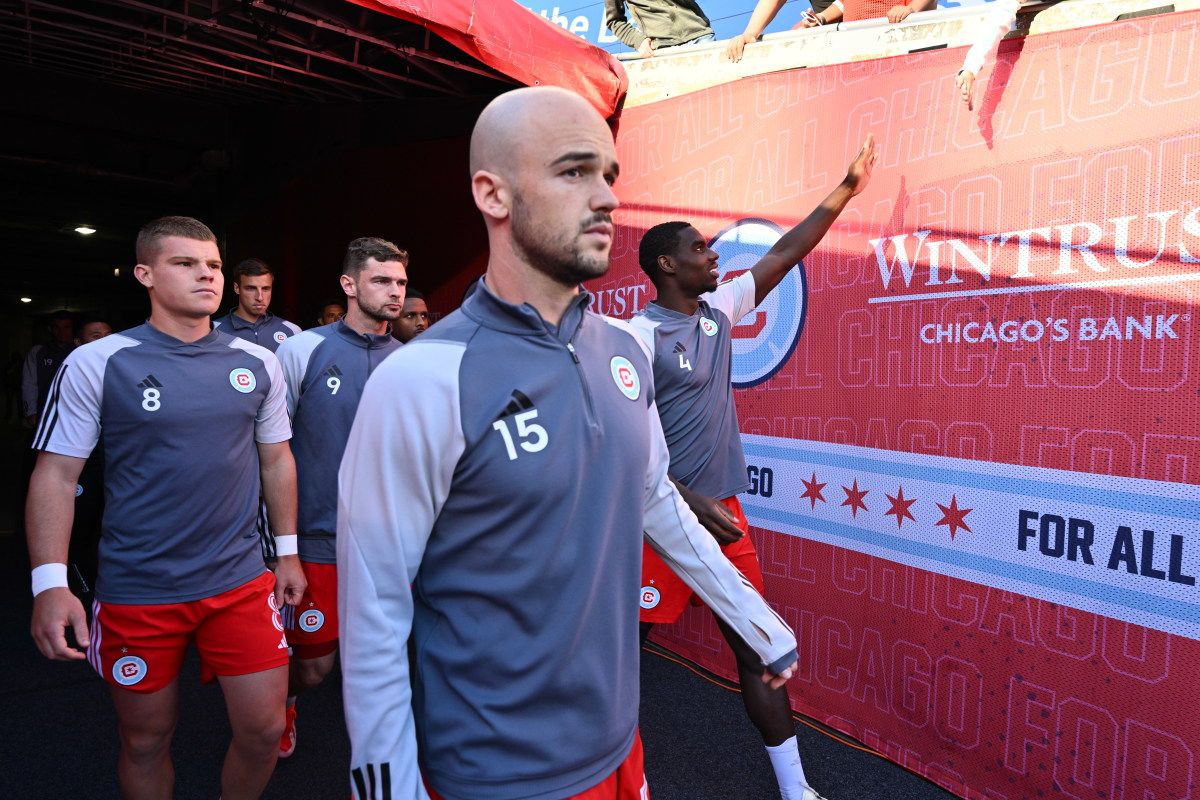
[0,0,626,354]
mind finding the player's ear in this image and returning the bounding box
[656,254,677,277]
[472,170,511,222]
[339,273,355,299]
[133,263,153,289]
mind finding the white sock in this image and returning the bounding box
[765,735,809,799]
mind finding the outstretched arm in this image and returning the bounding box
[749,134,878,305]
[725,0,787,62]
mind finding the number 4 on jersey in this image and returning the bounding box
[492,409,549,460]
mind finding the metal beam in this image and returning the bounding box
[20,0,385,99]
[0,37,254,103]
[266,0,507,82]
[90,0,447,94]
[0,23,279,103]
[234,4,464,94]
[0,8,347,101]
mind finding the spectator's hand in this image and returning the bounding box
[797,11,822,27]
[31,587,89,661]
[843,133,878,196]
[725,34,752,62]
[637,38,655,58]
[956,69,976,110]
[273,555,308,608]
[887,3,914,22]
[762,660,798,689]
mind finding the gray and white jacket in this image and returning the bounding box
[337,280,797,800]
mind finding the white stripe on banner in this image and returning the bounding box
[739,436,1200,640]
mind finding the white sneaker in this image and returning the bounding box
[801,788,830,800]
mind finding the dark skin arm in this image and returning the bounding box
[748,134,878,305]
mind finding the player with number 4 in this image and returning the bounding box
[273,237,406,759]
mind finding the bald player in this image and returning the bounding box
[337,87,799,800]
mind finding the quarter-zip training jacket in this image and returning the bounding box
[337,281,797,800]
[275,319,400,563]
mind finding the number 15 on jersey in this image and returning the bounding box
[492,409,548,460]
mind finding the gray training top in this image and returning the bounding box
[275,319,400,563]
[34,322,291,603]
[213,309,302,352]
[629,271,757,499]
[337,280,796,800]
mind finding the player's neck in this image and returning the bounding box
[653,284,700,317]
[234,307,263,324]
[148,310,212,343]
[484,256,579,328]
[343,305,388,337]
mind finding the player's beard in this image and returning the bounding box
[357,294,402,325]
[511,193,611,287]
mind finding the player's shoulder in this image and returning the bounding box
[376,312,472,381]
[65,330,141,369]
[276,327,327,355]
[222,332,280,368]
[591,312,654,362]
[281,319,303,335]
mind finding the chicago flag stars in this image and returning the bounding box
[798,472,974,542]
[884,486,917,529]
[840,479,869,518]
[934,495,973,540]
[800,472,826,509]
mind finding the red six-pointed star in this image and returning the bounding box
[800,472,827,509]
[840,479,868,518]
[884,486,917,529]
[934,495,973,540]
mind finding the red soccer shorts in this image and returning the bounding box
[283,561,339,659]
[422,732,649,800]
[87,571,289,693]
[639,495,766,624]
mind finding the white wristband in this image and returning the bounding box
[275,535,298,557]
[31,563,69,597]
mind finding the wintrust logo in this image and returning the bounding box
[711,219,808,388]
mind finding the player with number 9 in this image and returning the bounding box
[273,236,406,759]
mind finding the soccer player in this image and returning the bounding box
[21,309,75,427]
[631,139,877,800]
[316,300,346,327]
[214,257,302,351]
[394,288,430,343]
[337,86,799,800]
[75,316,114,345]
[274,237,405,758]
[27,216,306,800]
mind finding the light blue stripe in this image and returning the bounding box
[743,441,1200,521]
[742,502,1200,629]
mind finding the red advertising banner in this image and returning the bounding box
[595,12,1200,800]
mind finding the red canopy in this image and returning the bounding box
[347,0,628,119]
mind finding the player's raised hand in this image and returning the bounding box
[843,133,878,196]
[762,660,797,689]
[31,587,89,660]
